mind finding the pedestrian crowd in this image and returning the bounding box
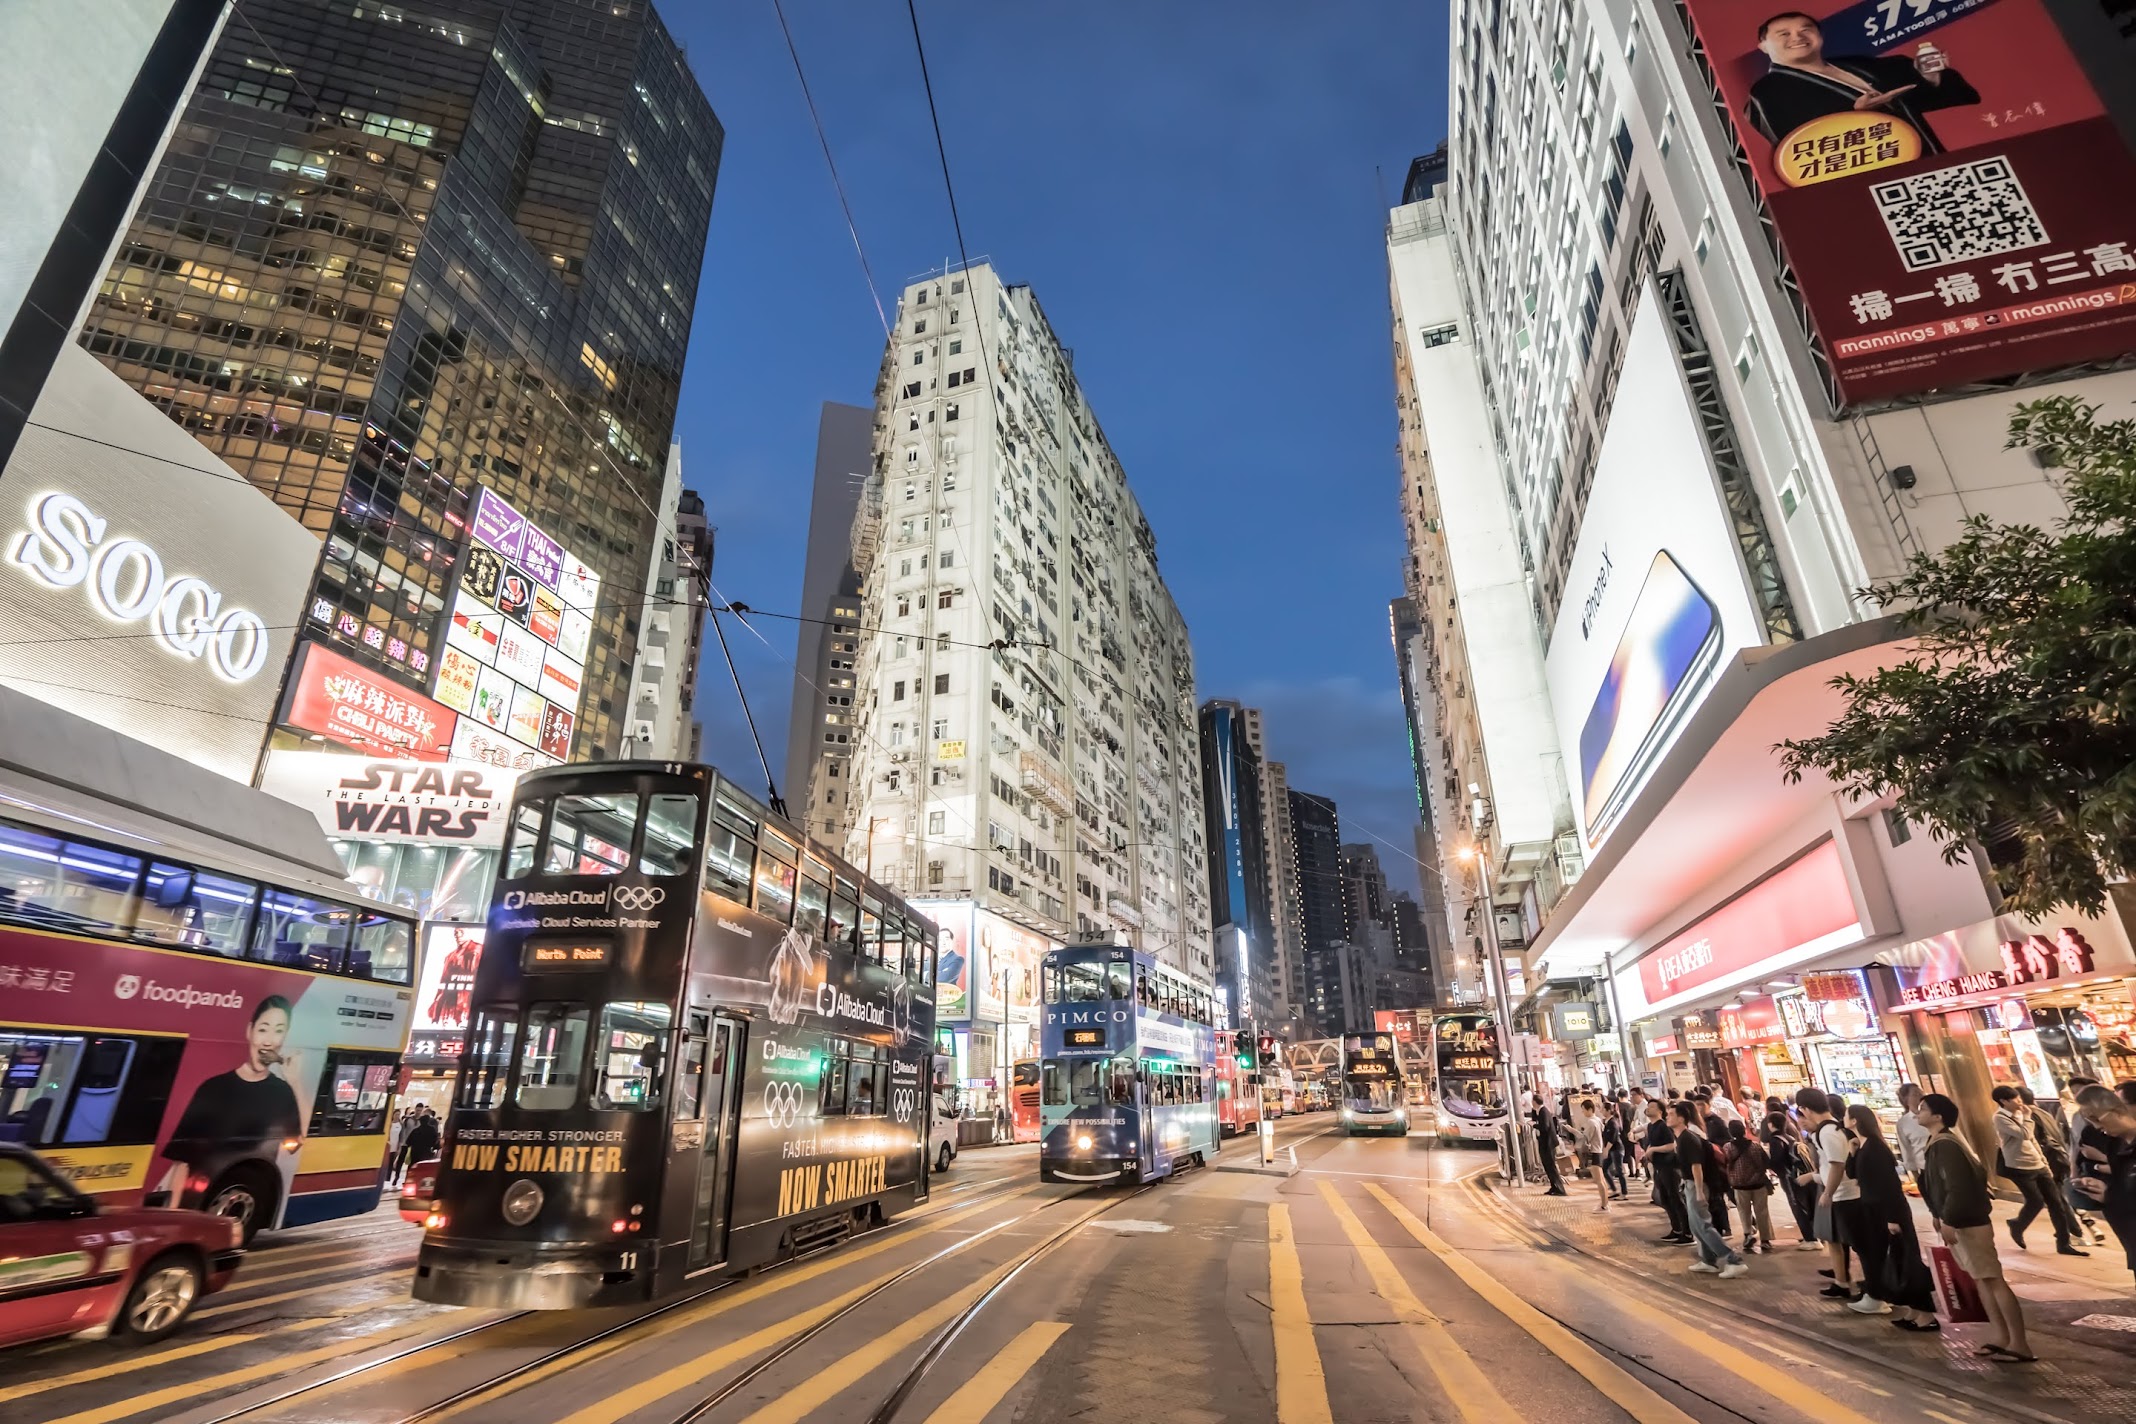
[1522,1076,2136,1364]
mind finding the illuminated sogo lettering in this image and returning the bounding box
[8,492,269,681]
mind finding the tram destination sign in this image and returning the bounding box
[522,940,612,971]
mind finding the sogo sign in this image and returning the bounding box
[7,492,270,680]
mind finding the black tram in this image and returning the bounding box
[412,762,938,1309]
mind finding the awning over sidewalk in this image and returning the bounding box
[1530,617,1910,981]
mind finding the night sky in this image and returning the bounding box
[662,2,1450,897]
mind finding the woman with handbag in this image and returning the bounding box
[1994,1085,2088,1255]
[1848,1105,1937,1328]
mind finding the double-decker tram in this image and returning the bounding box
[1433,1012,1509,1146]
[1339,1032,1409,1135]
[1036,944,1217,1184]
[1008,1059,1041,1143]
[413,763,938,1309]
[1214,1036,1261,1138]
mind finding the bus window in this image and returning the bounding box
[250,891,353,971]
[132,863,256,957]
[502,800,545,879]
[704,819,753,902]
[1106,959,1131,1001]
[516,1004,591,1110]
[754,835,797,924]
[0,824,143,933]
[548,795,637,876]
[828,879,859,949]
[593,1001,672,1110]
[456,1008,519,1110]
[353,912,413,984]
[0,1030,180,1148]
[639,794,700,877]
[308,1054,397,1135]
[795,859,830,939]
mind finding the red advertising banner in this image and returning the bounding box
[1682,0,2136,404]
[282,640,457,760]
[1636,839,1861,1006]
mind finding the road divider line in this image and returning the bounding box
[551,1188,1049,1424]
[219,1252,416,1294]
[1363,1183,1701,1424]
[1314,1180,1510,1423]
[1266,1203,1334,1424]
[919,1320,1070,1424]
[36,1319,429,1424]
[0,1332,265,1405]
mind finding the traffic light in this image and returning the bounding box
[1233,1029,1255,1071]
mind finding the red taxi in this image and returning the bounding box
[1,1145,243,1347]
[398,1159,441,1226]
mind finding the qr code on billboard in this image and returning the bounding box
[1871,157,2049,272]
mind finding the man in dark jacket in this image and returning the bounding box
[403,1109,442,1175]
[1745,11,1981,156]
[1532,1094,1567,1195]
[1917,1093,2032,1360]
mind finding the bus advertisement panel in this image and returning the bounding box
[0,929,411,1232]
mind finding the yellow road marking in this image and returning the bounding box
[551,1188,1047,1424]
[1314,1180,1511,1423]
[1364,1183,1700,1424]
[1266,1203,1334,1424]
[195,1275,405,1321]
[0,1332,263,1404]
[36,1319,425,1424]
[221,1250,414,1294]
[920,1320,1070,1424]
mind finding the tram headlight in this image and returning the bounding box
[1075,1133,1093,1152]
[500,1178,544,1226]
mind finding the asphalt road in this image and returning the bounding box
[4,1115,2104,1424]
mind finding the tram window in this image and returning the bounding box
[1042,1060,1064,1106]
[754,837,797,925]
[1105,959,1131,1001]
[876,914,901,974]
[502,800,546,879]
[354,912,413,984]
[515,1003,591,1110]
[547,795,637,876]
[911,918,934,985]
[308,1053,397,1135]
[1042,963,1060,1005]
[639,794,700,877]
[250,891,353,972]
[1060,962,1104,1002]
[132,863,257,958]
[0,824,144,934]
[594,1001,672,1110]
[704,822,753,902]
[1107,1057,1136,1106]
[828,879,858,949]
[1052,1060,1104,1108]
[457,1008,520,1110]
[795,860,830,940]
[858,898,883,964]
[674,1027,708,1119]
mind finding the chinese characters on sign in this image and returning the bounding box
[280,641,457,760]
[1898,926,2099,1004]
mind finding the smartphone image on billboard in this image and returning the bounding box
[1579,551,1723,847]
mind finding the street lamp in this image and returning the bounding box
[1459,843,1526,1184]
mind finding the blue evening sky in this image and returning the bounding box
[663,2,1450,897]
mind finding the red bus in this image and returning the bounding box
[1214,1051,1261,1137]
[0,779,418,1240]
[1009,1059,1041,1143]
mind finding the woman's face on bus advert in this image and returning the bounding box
[248,1006,291,1070]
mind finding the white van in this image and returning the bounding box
[928,1093,959,1173]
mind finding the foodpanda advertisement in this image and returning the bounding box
[0,928,409,1222]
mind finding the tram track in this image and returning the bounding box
[183,1177,1041,1424]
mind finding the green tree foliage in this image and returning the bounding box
[1778,397,2136,917]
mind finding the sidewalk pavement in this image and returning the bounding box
[1485,1170,2136,1424]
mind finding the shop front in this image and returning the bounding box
[1778,971,1906,1118]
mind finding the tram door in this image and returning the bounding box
[682,1013,745,1271]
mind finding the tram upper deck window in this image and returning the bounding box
[754,832,798,925]
[705,796,758,901]
[593,1001,672,1110]
[503,801,545,879]
[875,909,902,974]
[859,897,884,964]
[829,877,859,949]
[516,1003,591,1110]
[1054,961,1105,1003]
[456,1008,519,1109]
[547,795,637,876]
[639,794,700,877]
[909,918,933,986]
[1105,958,1131,1001]
[795,857,830,939]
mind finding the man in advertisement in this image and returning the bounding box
[1682,0,2136,404]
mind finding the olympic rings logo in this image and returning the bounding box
[613,886,666,911]
[890,1088,916,1124]
[764,1080,810,1128]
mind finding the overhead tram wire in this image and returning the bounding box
[770,0,888,337]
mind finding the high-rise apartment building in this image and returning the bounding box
[788,400,874,843]
[839,263,1211,987]
[1388,595,1457,1000]
[1197,699,1275,1030]
[1419,1,2136,1088]
[1238,707,1306,1031]
[1288,789,1345,1037]
[82,0,721,759]
[620,448,711,759]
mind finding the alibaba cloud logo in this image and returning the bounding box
[502,891,526,910]
[114,975,140,1000]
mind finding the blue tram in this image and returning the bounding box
[1036,944,1219,1184]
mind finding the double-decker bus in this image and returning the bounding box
[1339,1032,1409,1135]
[1433,1012,1509,1146]
[0,767,417,1240]
[413,763,937,1309]
[1036,944,1217,1184]
[1008,1059,1041,1143]
[1214,1040,1260,1137]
